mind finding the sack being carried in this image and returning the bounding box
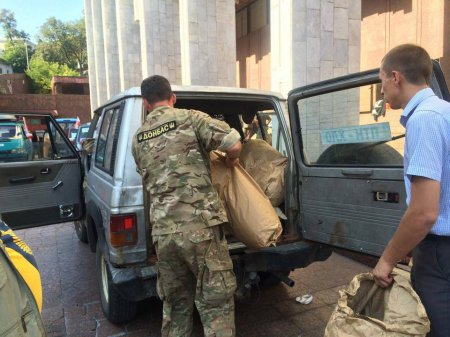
[324,272,430,337]
[239,139,288,207]
[210,151,282,250]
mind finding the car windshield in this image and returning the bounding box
[0,124,20,139]
[58,121,76,132]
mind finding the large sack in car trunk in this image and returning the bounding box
[324,272,429,337]
[239,139,288,206]
[210,151,282,249]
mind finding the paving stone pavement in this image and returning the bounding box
[17,222,372,337]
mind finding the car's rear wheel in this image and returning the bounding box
[96,240,137,324]
[74,219,88,243]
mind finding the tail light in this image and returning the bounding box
[110,214,137,248]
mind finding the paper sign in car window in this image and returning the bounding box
[320,122,391,145]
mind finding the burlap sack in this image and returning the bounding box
[239,139,287,206]
[210,151,282,249]
[324,272,430,337]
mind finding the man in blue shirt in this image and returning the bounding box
[373,44,450,337]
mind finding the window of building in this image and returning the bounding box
[236,0,269,38]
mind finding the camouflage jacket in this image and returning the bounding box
[132,106,240,236]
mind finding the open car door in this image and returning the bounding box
[0,113,84,229]
[288,61,450,256]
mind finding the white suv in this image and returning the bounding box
[72,62,450,323]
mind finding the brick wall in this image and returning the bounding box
[0,74,31,94]
[0,93,91,123]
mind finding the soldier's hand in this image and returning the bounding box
[225,157,239,168]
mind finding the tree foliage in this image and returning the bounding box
[26,55,78,93]
[0,9,29,41]
[0,9,33,73]
[0,9,88,92]
[1,40,33,73]
[35,17,87,73]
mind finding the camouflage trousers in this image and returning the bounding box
[153,225,236,337]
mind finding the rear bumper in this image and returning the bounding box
[108,263,157,302]
[106,241,332,302]
[240,241,332,272]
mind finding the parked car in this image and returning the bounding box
[66,126,79,145]
[75,123,91,151]
[0,118,34,162]
[1,62,448,325]
[56,117,80,133]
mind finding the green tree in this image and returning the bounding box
[1,40,33,73]
[26,55,78,93]
[0,9,29,41]
[0,9,32,73]
[35,17,87,73]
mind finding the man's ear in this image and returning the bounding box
[170,93,177,106]
[392,70,402,85]
[143,98,152,111]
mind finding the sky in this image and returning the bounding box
[0,0,85,42]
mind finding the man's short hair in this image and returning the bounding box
[141,75,173,104]
[381,44,432,85]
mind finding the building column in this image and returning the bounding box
[179,0,236,86]
[270,0,294,96]
[270,0,361,95]
[101,0,121,99]
[84,0,97,113]
[136,0,182,83]
[91,0,107,108]
[116,0,142,91]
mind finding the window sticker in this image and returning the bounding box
[320,122,391,145]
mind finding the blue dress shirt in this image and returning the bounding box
[400,87,450,235]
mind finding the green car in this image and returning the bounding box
[0,121,34,162]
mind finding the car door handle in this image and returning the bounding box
[52,181,63,190]
[9,176,36,184]
[40,168,51,175]
[341,169,373,177]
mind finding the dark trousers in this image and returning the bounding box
[412,235,450,337]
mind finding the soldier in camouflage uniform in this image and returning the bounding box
[132,75,242,337]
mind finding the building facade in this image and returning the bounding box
[85,0,360,110]
[0,60,13,75]
[85,0,237,110]
[360,0,450,85]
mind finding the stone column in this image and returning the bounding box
[91,0,107,107]
[179,0,236,86]
[101,0,121,99]
[270,0,294,96]
[136,0,182,83]
[116,0,142,91]
[270,0,361,95]
[84,0,97,112]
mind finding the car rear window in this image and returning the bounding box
[0,124,19,139]
[79,127,89,138]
